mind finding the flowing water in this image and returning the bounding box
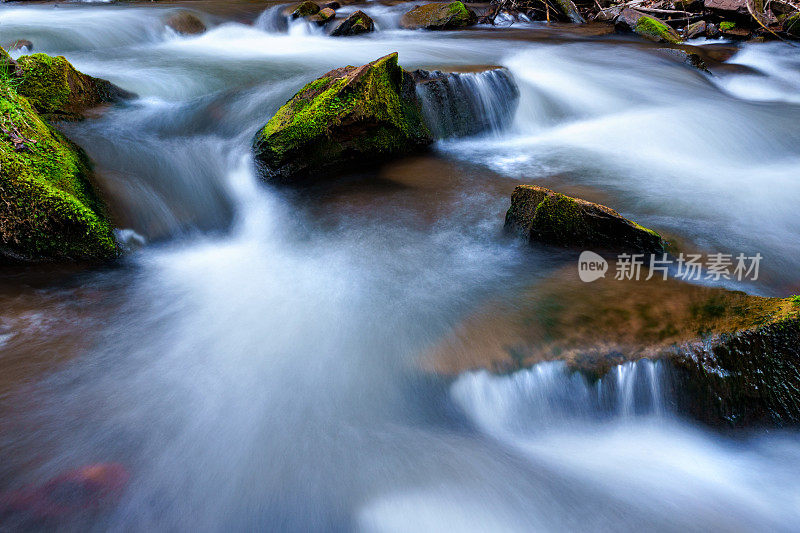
[1,2,800,531]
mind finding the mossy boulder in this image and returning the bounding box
[165,10,207,35]
[252,53,432,183]
[400,2,477,30]
[331,10,375,36]
[616,8,683,44]
[283,1,321,18]
[505,185,666,254]
[15,53,133,121]
[784,12,800,39]
[0,79,118,262]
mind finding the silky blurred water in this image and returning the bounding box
[1,3,800,531]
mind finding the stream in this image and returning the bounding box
[1,2,800,531]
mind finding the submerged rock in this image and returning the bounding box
[616,8,683,44]
[0,463,129,524]
[252,53,432,183]
[413,67,519,138]
[15,53,133,121]
[424,265,800,428]
[330,10,375,36]
[8,39,33,52]
[400,2,477,30]
[505,185,666,254]
[165,10,207,35]
[656,48,710,73]
[0,75,118,262]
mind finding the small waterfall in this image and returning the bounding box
[451,360,669,435]
[414,68,520,139]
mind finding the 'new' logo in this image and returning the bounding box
[577,251,608,282]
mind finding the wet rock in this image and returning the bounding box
[331,10,375,36]
[685,20,707,38]
[309,7,336,25]
[504,185,666,254]
[165,10,207,35]
[323,1,341,9]
[412,67,519,138]
[656,48,710,73]
[672,311,800,427]
[400,1,477,30]
[283,1,321,18]
[719,20,751,39]
[783,12,800,38]
[252,53,432,184]
[15,53,134,121]
[0,463,129,524]
[8,39,33,52]
[424,265,800,428]
[553,0,586,23]
[0,65,118,263]
[615,8,683,43]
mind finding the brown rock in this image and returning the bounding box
[505,185,666,254]
[423,265,800,428]
[165,11,207,35]
[400,1,477,30]
[331,10,375,36]
[309,7,336,25]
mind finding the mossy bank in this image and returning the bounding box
[0,51,119,262]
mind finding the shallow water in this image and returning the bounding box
[1,2,800,531]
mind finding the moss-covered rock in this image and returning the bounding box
[616,8,683,44]
[252,53,433,183]
[0,77,118,262]
[165,10,207,35]
[505,185,666,254]
[331,10,375,36]
[785,12,800,39]
[15,53,133,121]
[283,1,321,18]
[400,2,477,30]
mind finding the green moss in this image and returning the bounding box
[15,54,74,116]
[0,74,117,261]
[785,13,800,38]
[12,53,126,121]
[533,194,589,240]
[635,16,682,44]
[401,2,476,30]
[253,53,432,181]
[288,1,320,18]
[719,21,736,30]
